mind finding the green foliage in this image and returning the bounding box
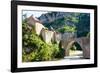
[71,17,79,23]
[22,33,54,61]
[55,48,65,58]
[22,12,90,62]
[69,42,82,51]
[44,17,66,30]
[58,25,76,33]
[22,49,37,62]
[22,21,64,62]
[43,13,79,31]
[77,13,90,37]
[70,45,76,51]
[64,15,79,23]
[51,43,60,57]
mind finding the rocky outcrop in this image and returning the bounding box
[38,12,74,23]
[38,12,90,37]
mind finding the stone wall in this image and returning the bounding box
[41,29,54,43]
[61,32,75,48]
[34,23,45,35]
[80,37,90,58]
[52,32,62,44]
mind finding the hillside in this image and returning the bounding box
[38,12,90,37]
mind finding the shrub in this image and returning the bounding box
[22,32,61,62]
[22,20,65,62]
[58,25,76,33]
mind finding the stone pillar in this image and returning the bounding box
[83,44,90,59]
[79,37,90,59]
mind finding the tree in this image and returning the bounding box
[58,25,77,33]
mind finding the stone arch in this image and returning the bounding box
[65,40,83,57]
[59,34,90,59]
[63,37,90,59]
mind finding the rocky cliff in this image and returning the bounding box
[38,12,90,37]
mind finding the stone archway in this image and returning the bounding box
[60,37,90,59]
[65,41,83,58]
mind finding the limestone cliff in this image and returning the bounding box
[38,12,90,37]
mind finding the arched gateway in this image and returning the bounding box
[60,37,90,59]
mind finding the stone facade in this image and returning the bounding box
[41,29,54,43]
